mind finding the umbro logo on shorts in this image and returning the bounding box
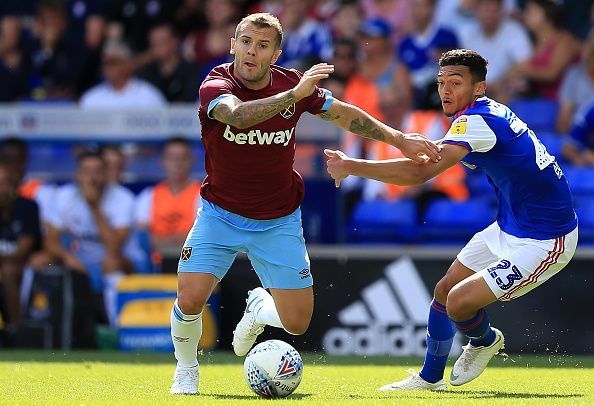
[181,247,192,261]
[299,269,311,279]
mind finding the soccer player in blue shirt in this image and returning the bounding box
[326,49,578,390]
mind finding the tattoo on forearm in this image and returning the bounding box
[219,91,297,127]
[318,110,341,121]
[348,118,386,142]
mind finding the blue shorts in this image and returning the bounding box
[177,199,312,289]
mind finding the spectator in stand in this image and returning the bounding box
[562,99,594,166]
[557,36,594,134]
[0,21,32,102]
[0,164,40,326]
[275,0,333,70]
[138,22,201,103]
[359,0,411,45]
[29,0,91,100]
[433,0,520,34]
[399,0,459,109]
[41,151,137,325]
[311,0,342,22]
[99,144,152,274]
[459,0,532,103]
[340,18,412,215]
[172,0,206,39]
[364,85,468,217]
[106,0,179,67]
[99,144,126,185]
[0,137,54,224]
[330,0,364,42]
[322,39,357,100]
[507,0,581,100]
[184,0,239,81]
[80,40,166,108]
[135,137,201,262]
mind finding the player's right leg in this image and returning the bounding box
[170,205,241,394]
[380,225,498,391]
[170,272,218,395]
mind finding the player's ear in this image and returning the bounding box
[230,37,236,55]
[271,49,282,65]
[475,80,486,98]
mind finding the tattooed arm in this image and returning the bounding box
[211,91,297,129]
[317,98,441,163]
[211,63,335,129]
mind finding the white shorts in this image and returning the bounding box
[457,222,578,301]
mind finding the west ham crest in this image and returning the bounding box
[280,104,295,119]
[181,247,192,261]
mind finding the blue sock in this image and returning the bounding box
[419,299,455,383]
[454,308,496,347]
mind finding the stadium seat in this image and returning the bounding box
[509,99,559,133]
[564,167,594,198]
[421,199,496,243]
[574,198,594,244]
[347,199,417,243]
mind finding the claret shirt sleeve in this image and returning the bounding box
[199,78,235,120]
[441,114,497,153]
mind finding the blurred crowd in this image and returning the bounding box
[2,0,594,338]
[0,136,201,332]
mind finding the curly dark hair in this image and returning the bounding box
[439,49,488,83]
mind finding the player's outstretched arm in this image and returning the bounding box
[316,98,442,163]
[324,143,468,188]
[211,63,335,129]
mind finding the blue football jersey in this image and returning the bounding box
[441,97,577,240]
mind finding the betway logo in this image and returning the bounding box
[322,257,461,356]
[223,125,294,146]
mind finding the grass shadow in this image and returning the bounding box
[202,393,312,400]
[457,390,585,400]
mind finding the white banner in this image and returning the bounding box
[0,105,340,141]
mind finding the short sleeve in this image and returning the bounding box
[105,186,134,229]
[303,86,334,115]
[135,187,154,226]
[46,184,73,230]
[559,67,578,104]
[441,114,497,153]
[199,78,235,119]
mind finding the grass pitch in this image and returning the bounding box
[0,351,593,405]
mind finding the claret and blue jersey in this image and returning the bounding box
[441,97,577,240]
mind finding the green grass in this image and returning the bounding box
[1,351,593,405]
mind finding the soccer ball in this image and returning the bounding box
[244,339,303,398]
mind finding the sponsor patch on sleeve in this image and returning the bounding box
[450,116,467,134]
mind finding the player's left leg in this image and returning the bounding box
[447,225,578,386]
[446,272,504,386]
[233,207,313,356]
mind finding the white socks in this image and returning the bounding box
[255,290,284,329]
[170,299,202,368]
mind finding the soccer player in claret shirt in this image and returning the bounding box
[169,12,441,394]
[326,49,578,390]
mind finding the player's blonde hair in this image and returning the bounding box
[235,13,283,49]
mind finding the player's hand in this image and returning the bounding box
[293,63,334,101]
[324,149,350,188]
[396,132,442,163]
